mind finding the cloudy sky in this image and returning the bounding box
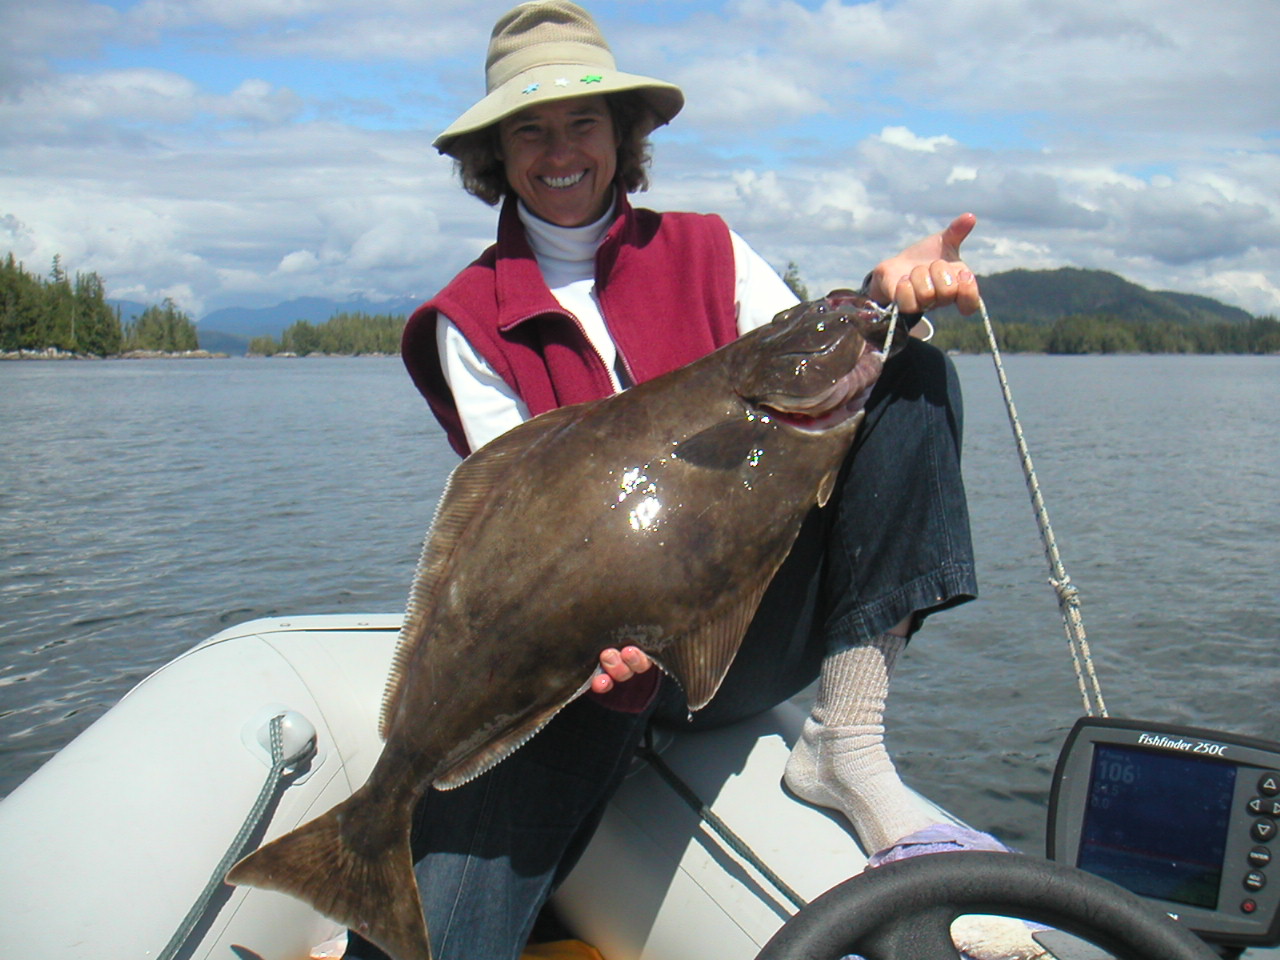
[3,0,1278,320]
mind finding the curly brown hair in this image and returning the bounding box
[451,92,655,206]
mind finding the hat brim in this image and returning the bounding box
[433,64,684,156]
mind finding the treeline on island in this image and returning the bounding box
[784,262,1279,355]
[929,313,1280,354]
[1,254,199,356]
[6,252,1278,359]
[247,313,404,357]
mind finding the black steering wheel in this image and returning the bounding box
[754,851,1220,960]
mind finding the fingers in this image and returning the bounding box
[866,213,981,314]
[593,645,653,694]
[893,262,979,316]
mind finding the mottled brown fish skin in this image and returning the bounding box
[227,292,895,960]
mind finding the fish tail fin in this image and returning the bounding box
[226,783,431,960]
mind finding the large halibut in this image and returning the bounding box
[228,291,898,960]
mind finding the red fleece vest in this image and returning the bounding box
[401,191,740,457]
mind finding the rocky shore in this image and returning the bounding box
[1,348,227,360]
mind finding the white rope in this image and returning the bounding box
[975,298,1109,718]
[874,300,902,358]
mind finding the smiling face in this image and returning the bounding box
[497,95,619,227]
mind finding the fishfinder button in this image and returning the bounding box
[1260,773,1280,797]
[1249,846,1273,868]
[1246,871,1268,892]
[1252,818,1277,843]
[1248,797,1280,817]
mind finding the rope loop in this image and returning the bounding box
[1049,576,1079,603]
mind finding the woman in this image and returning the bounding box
[375,2,1006,958]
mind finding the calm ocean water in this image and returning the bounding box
[3,352,1279,943]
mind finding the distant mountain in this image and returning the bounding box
[107,299,149,325]
[970,268,1253,325]
[110,268,1253,358]
[111,295,425,356]
[199,296,424,339]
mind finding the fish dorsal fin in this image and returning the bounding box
[380,404,591,740]
[434,676,596,790]
[660,577,773,713]
[671,416,770,471]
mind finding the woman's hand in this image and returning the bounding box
[866,212,982,317]
[592,645,653,694]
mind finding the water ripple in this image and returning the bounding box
[3,354,1279,860]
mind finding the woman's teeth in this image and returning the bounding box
[540,170,585,189]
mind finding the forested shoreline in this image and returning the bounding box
[4,252,1278,359]
[246,313,404,357]
[1,254,203,357]
[929,313,1280,354]
[782,262,1280,355]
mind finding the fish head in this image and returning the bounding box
[731,289,899,432]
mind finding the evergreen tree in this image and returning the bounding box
[125,298,198,352]
[782,261,810,302]
[0,253,124,354]
[1246,317,1280,354]
[0,254,48,350]
[258,312,405,356]
[280,319,321,355]
[73,271,123,355]
[1047,315,1139,354]
[47,255,76,350]
[247,335,279,356]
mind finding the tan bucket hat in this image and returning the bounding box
[433,0,684,157]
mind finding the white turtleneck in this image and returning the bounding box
[437,199,798,453]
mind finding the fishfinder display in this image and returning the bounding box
[1050,717,1280,946]
[1080,742,1239,911]
[1078,743,1236,909]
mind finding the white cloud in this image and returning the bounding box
[1,0,1277,319]
[0,68,302,140]
[673,52,829,129]
[0,0,119,91]
[276,249,320,274]
[219,78,303,126]
[879,127,958,154]
[1201,271,1280,317]
[0,69,199,135]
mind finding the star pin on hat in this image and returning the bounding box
[433,0,684,156]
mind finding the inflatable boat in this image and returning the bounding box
[0,614,1260,960]
[0,614,886,960]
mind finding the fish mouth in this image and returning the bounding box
[758,344,885,432]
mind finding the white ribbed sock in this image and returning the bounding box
[783,635,938,854]
[785,637,1051,959]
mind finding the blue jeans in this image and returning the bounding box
[347,339,976,960]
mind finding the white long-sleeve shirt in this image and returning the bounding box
[436,199,800,453]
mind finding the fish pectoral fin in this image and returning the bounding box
[816,468,839,508]
[434,677,594,790]
[671,418,771,471]
[660,580,771,712]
